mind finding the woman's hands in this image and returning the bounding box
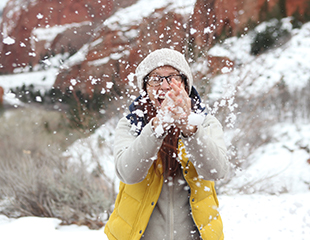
[152,79,197,137]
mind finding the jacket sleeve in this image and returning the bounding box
[114,117,164,184]
[180,114,229,180]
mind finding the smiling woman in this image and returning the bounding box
[144,66,185,108]
[104,48,229,240]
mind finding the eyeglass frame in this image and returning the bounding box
[145,74,186,87]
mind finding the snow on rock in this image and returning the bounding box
[3,92,24,107]
[0,67,58,92]
[104,0,195,30]
[88,50,130,67]
[208,19,310,100]
[31,21,91,49]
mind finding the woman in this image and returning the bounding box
[104,48,229,240]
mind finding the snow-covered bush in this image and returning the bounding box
[250,19,290,55]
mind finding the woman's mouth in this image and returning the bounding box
[157,95,165,105]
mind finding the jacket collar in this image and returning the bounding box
[126,86,206,135]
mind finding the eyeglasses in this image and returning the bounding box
[146,74,184,87]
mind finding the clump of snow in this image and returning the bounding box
[187,112,204,126]
[36,13,43,19]
[2,36,15,45]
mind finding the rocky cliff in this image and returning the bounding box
[0,0,137,73]
[0,0,309,96]
[0,86,3,106]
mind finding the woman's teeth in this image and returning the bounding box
[158,95,165,104]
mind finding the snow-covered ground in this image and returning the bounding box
[0,193,309,239]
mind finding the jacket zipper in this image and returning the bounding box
[183,166,201,238]
[169,177,174,240]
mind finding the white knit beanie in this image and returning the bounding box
[135,48,193,94]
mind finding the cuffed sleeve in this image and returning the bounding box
[114,117,164,184]
[180,114,229,180]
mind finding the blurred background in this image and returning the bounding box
[0,0,309,238]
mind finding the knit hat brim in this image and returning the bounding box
[135,48,193,94]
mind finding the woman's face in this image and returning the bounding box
[146,66,185,110]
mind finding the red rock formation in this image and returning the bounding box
[55,0,309,96]
[207,55,234,76]
[0,86,4,106]
[1,0,309,95]
[54,8,190,95]
[0,0,137,74]
[189,0,309,57]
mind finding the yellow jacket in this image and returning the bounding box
[104,141,224,240]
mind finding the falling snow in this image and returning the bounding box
[0,0,310,239]
[2,36,15,45]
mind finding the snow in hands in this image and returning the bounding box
[153,80,203,138]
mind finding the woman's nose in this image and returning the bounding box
[161,78,171,89]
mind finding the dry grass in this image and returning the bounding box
[204,75,310,189]
[0,108,113,229]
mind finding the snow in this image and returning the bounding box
[221,122,310,195]
[32,21,91,43]
[208,19,310,100]
[1,1,310,239]
[88,50,130,67]
[2,36,15,45]
[188,112,204,126]
[0,216,107,240]
[0,0,10,11]
[0,67,58,93]
[1,0,36,36]
[103,0,195,30]
[219,193,310,240]
[64,118,119,192]
[0,193,309,239]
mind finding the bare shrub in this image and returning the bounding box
[204,72,310,189]
[0,108,113,229]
